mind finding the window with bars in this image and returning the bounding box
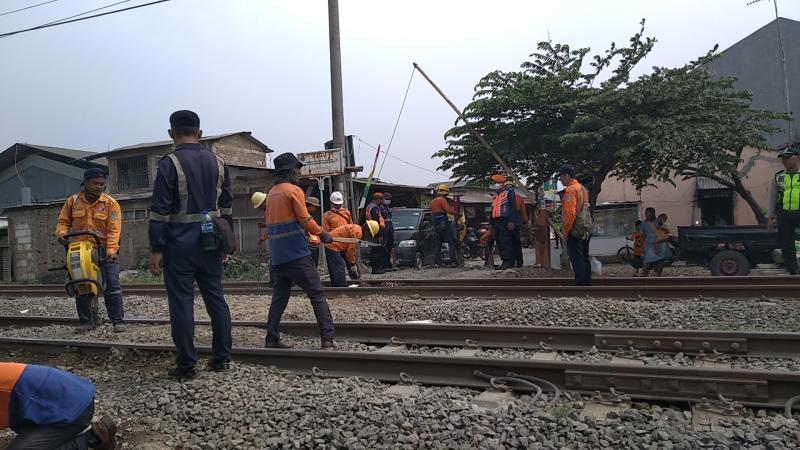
[116,156,149,191]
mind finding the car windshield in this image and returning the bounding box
[392,211,420,230]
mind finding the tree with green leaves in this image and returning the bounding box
[435,20,786,223]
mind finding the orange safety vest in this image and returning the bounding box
[491,191,511,219]
[0,363,26,429]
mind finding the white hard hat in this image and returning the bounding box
[330,191,344,205]
[251,192,266,209]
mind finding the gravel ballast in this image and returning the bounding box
[1,349,799,449]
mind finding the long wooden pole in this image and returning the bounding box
[413,62,570,269]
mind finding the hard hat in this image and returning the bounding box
[251,192,266,209]
[437,184,450,193]
[366,220,380,238]
[490,174,506,183]
[330,191,344,205]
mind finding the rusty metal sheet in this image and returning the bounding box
[298,149,344,178]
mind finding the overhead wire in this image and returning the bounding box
[354,135,447,178]
[377,66,415,178]
[40,0,133,27]
[0,0,59,18]
[0,0,170,38]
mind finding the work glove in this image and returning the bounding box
[57,235,68,246]
[347,264,360,280]
[319,231,333,244]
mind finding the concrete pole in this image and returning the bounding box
[328,0,347,195]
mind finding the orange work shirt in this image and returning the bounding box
[629,231,644,257]
[561,179,588,236]
[325,224,363,264]
[515,195,528,223]
[55,192,122,257]
[323,208,353,231]
[431,196,456,215]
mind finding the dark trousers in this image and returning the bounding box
[777,211,800,275]
[491,218,513,267]
[76,258,124,324]
[567,235,592,285]
[164,248,232,370]
[370,244,389,272]
[384,231,395,267]
[8,401,94,450]
[511,225,523,267]
[326,249,348,287]
[267,255,335,343]
[432,221,457,265]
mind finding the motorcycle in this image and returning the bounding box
[462,227,481,260]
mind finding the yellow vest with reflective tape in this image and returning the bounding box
[776,171,800,212]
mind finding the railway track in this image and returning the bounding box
[1,277,799,299]
[1,335,799,409]
[1,315,796,358]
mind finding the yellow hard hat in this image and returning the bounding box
[366,220,380,238]
[437,183,450,193]
[251,192,266,209]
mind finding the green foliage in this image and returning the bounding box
[435,19,787,211]
[222,256,263,280]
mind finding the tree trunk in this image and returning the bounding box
[731,173,768,225]
[588,168,609,212]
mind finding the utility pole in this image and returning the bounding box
[327,0,348,197]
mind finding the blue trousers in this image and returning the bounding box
[326,249,348,287]
[267,255,334,343]
[76,258,124,324]
[567,235,592,285]
[164,248,232,370]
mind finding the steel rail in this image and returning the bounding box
[1,284,799,299]
[0,336,798,408]
[2,275,797,291]
[1,316,797,358]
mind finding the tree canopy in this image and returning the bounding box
[434,20,787,221]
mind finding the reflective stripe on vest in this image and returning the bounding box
[777,171,800,212]
[162,153,226,223]
[0,363,26,429]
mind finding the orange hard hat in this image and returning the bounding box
[490,174,506,183]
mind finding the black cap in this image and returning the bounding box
[557,164,576,177]
[778,145,800,158]
[81,168,106,186]
[273,152,303,171]
[383,192,392,199]
[83,168,107,180]
[169,110,200,129]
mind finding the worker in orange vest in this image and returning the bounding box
[0,363,117,449]
[430,184,459,267]
[55,168,126,332]
[264,152,335,350]
[323,191,353,231]
[490,175,520,269]
[559,164,592,285]
[325,224,363,286]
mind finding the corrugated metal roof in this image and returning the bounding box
[0,143,107,171]
[86,132,271,160]
[696,176,732,190]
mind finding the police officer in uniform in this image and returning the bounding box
[264,152,336,349]
[55,168,126,332]
[148,110,234,378]
[768,144,800,275]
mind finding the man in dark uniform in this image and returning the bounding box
[366,192,388,274]
[264,152,335,349]
[148,110,234,378]
[380,192,396,270]
[768,144,800,275]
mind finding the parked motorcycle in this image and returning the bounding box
[462,227,481,260]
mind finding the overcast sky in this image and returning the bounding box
[1,0,799,186]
